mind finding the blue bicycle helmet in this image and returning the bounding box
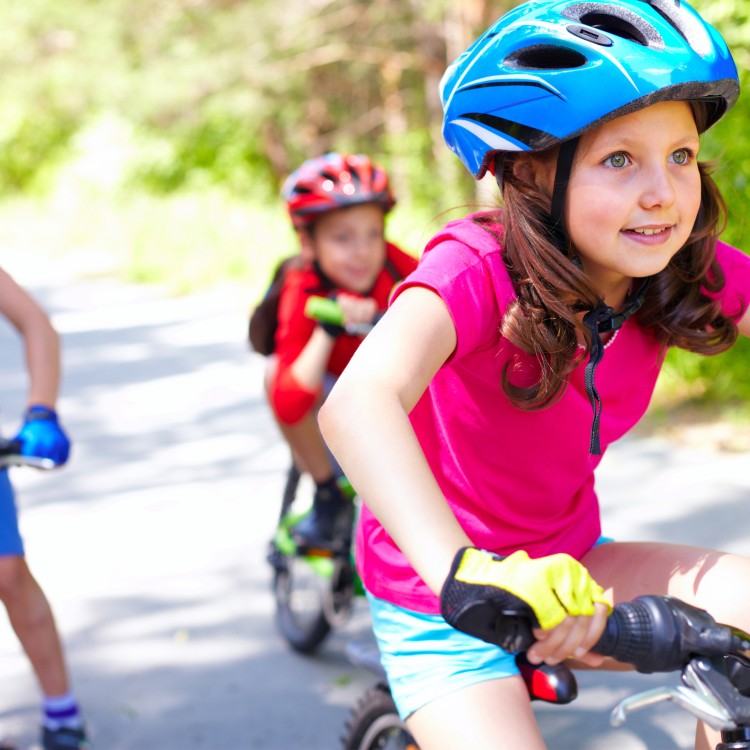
[441,0,739,179]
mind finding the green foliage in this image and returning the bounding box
[0,109,77,193]
[661,338,750,404]
[131,116,277,198]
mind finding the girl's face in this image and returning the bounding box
[565,100,702,299]
[307,203,387,294]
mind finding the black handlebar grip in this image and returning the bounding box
[594,598,666,672]
[593,595,733,673]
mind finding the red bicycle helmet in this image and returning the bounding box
[282,153,396,230]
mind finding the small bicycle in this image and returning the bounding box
[266,296,374,654]
[342,594,750,750]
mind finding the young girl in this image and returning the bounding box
[319,1,750,748]
[264,153,417,547]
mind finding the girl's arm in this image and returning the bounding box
[319,285,470,593]
[0,267,61,408]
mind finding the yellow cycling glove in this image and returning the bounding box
[440,547,611,651]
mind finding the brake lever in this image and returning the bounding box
[611,659,735,731]
[612,656,750,731]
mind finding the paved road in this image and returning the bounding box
[0,269,747,749]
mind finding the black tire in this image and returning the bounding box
[271,461,357,653]
[341,683,418,750]
[274,558,332,654]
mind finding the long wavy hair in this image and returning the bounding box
[475,107,738,411]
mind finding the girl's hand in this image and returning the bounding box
[336,293,379,327]
[527,602,609,666]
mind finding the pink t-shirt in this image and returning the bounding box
[356,214,750,614]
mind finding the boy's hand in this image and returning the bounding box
[14,405,71,465]
[319,294,379,338]
[336,293,378,328]
[440,547,611,656]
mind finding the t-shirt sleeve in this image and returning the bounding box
[715,240,750,322]
[391,228,514,359]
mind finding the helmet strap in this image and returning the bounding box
[549,137,580,259]
[582,277,651,455]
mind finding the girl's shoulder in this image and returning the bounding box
[418,211,513,298]
[394,211,515,356]
[423,211,504,259]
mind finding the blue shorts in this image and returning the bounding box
[367,592,520,720]
[0,469,24,556]
[366,536,615,720]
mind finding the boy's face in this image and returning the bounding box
[306,204,387,294]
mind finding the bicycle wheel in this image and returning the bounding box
[273,551,333,654]
[341,683,418,750]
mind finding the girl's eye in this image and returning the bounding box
[604,152,630,169]
[671,148,693,165]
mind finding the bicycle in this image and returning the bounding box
[266,297,374,654]
[341,594,750,750]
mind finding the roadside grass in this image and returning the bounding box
[0,189,437,298]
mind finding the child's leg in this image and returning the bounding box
[0,555,70,696]
[582,541,750,750]
[582,541,750,635]
[273,412,335,482]
[369,592,548,749]
[407,676,546,750]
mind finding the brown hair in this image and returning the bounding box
[474,153,737,411]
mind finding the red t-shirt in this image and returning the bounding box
[269,242,417,424]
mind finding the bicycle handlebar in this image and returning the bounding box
[489,593,750,730]
[491,594,750,672]
[0,439,56,470]
[304,296,378,336]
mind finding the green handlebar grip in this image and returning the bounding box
[305,296,345,326]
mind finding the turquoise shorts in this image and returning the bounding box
[367,591,519,720]
[366,536,615,720]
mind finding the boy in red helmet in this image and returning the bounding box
[265,153,417,547]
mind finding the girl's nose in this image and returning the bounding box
[639,164,676,209]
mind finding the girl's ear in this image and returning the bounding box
[512,152,556,196]
[512,154,536,186]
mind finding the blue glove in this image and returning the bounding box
[13,405,71,465]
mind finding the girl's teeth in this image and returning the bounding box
[633,228,664,235]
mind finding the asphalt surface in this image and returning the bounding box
[0,265,747,750]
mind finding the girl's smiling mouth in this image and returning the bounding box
[623,225,673,242]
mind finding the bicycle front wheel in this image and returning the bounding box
[273,554,332,654]
[341,683,418,750]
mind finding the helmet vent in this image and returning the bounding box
[505,44,587,70]
[578,12,648,44]
[563,4,664,50]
